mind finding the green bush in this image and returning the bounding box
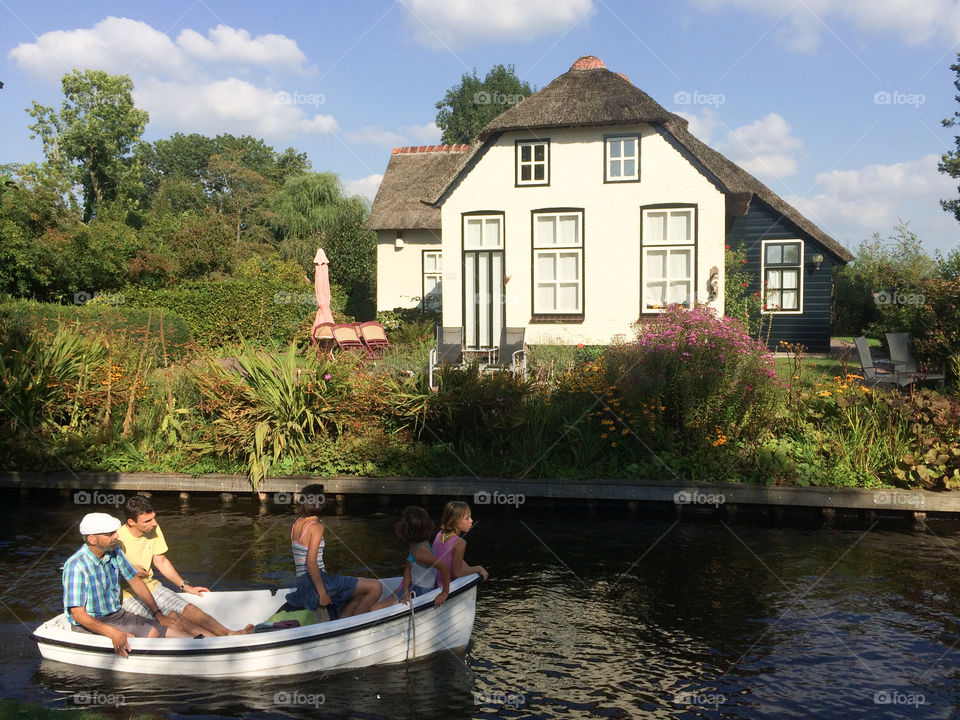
[602,305,782,459]
[119,277,345,346]
[0,299,191,360]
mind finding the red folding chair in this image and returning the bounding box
[332,323,370,357]
[357,321,390,357]
[311,322,335,360]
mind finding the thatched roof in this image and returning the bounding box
[661,118,854,261]
[365,145,471,231]
[372,56,852,262]
[480,56,677,138]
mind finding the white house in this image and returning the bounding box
[366,56,852,352]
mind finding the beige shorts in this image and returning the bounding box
[123,585,191,618]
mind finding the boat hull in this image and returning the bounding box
[33,575,479,677]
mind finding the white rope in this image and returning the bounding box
[405,590,417,661]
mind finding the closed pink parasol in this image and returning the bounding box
[311,248,335,338]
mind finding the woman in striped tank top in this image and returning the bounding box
[285,484,394,619]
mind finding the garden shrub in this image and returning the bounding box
[0,299,191,360]
[600,305,782,464]
[119,276,345,346]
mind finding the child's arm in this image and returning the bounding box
[451,538,488,581]
[414,544,449,606]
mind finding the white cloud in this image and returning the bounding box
[345,122,441,146]
[403,122,442,144]
[676,109,721,144]
[344,174,384,203]
[689,0,960,50]
[346,127,407,145]
[8,18,329,141]
[401,0,594,48]
[7,16,189,80]
[720,113,803,178]
[176,25,306,70]
[785,154,958,254]
[135,78,337,140]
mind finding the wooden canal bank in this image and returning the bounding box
[1,471,957,529]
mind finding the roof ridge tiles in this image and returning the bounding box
[392,144,470,154]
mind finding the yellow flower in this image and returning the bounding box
[611,441,617,447]
[819,391,831,397]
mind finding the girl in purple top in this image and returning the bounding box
[431,501,488,587]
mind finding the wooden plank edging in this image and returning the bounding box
[0,472,954,513]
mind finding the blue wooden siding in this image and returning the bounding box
[726,199,837,353]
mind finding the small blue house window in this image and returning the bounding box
[762,240,803,313]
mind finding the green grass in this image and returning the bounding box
[775,355,850,389]
[0,699,106,719]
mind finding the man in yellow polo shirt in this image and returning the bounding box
[118,495,253,636]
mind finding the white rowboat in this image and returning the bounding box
[32,574,480,677]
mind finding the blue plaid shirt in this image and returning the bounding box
[62,544,138,624]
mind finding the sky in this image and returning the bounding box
[2,0,960,257]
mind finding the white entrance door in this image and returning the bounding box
[463,215,504,349]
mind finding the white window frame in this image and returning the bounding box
[516,140,549,186]
[463,215,503,250]
[641,206,696,313]
[761,239,804,314]
[532,210,583,315]
[605,134,640,182]
[422,250,442,310]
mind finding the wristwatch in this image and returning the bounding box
[178,581,186,590]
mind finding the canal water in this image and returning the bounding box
[1,492,959,719]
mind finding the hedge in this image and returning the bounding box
[119,278,347,346]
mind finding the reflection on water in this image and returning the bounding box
[2,492,960,718]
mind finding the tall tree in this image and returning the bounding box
[940,55,960,220]
[435,64,534,144]
[28,70,149,221]
[272,172,376,317]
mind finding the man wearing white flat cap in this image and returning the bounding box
[62,512,191,656]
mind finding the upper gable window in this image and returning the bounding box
[605,135,639,182]
[516,140,549,186]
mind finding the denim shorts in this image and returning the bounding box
[396,584,435,600]
[285,571,358,620]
